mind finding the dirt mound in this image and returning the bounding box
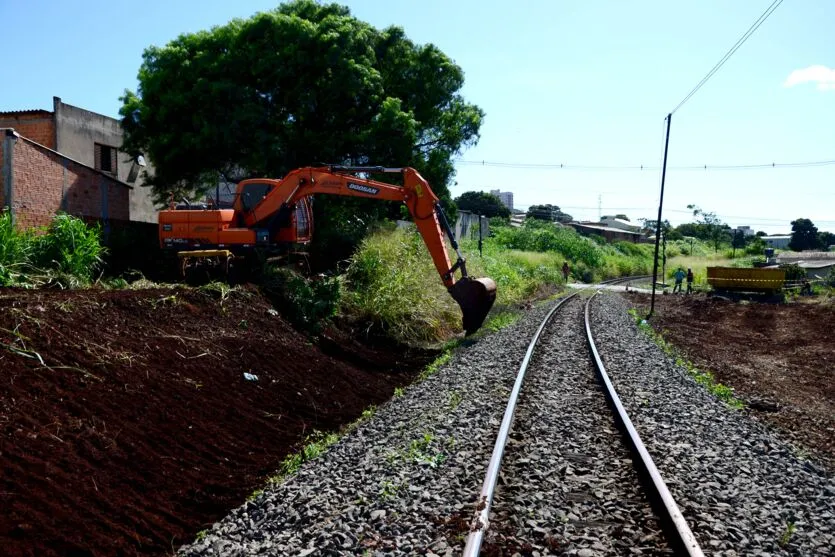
[628,292,835,469]
[0,286,431,557]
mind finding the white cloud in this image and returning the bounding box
[784,65,835,90]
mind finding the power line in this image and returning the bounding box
[511,205,835,225]
[670,0,784,114]
[455,158,835,171]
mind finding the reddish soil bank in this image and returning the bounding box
[0,286,431,557]
[627,292,835,470]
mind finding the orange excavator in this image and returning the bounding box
[159,166,497,334]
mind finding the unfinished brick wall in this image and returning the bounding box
[4,136,129,229]
[0,112,55,149]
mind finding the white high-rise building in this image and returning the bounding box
[490,189,514,211]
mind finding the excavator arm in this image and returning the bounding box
[238,166,497,334]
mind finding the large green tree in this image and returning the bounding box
[454,191,510,219]
[789,218,820,251]
[526,204,572,223]
[120,1,482,224]
[818,230,835,250]
[686,204,731,252]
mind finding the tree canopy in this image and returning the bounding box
[639,218,681,240]
[818,230,835,250]
[526,204,572,223]
[454,191,510,219]
[789,218,820,251]
[686,204,731,252]
[120,0,483,209]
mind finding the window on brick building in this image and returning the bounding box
[95,143,116,174]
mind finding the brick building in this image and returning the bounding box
[1,129,129,230]
[0,97,157,228]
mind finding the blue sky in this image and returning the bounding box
[2,0,832,233]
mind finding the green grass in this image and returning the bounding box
[342,223,655,344]
[0,210,105,288]
[32,213,105,283]
[342,227,566,343]
[342,228,461,343]
[267,429,341,485]
[483,311,520,332]
[0,210,33,286]
[418,350,453,382]
[628,308,744,409]
[448,390,463,409]
[779,521,797,547]
[664,254,733,290]
[262,402,379,491]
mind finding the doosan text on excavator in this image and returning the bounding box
[158,166,497,335]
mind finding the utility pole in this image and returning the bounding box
[478,216,484,257]
[649,113,672,318]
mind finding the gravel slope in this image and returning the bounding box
[485,297,668,555]
[180,301,560,556]
[591,292,835,557]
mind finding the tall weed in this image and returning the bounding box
[261,266,341,332]
[343,228,565,343]
[343,229,460,343]
[0,211,105,287]
[0,210,32,286]
[32,214,105,284]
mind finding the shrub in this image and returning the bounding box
[32,214,105,284]
[779,263,806,282]
[343,229,460,342]
[490,221,605,267]
[261,266,341,332]
[0,211,106,287]
[0,210,32,286]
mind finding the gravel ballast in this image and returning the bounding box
[180,289,835,556]
[591,292,835,556]
[485,296,668,555]
[180,301,561,556]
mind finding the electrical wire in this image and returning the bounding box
[454,158,835,171]
[509,205,835,226]
[670,0,784,114]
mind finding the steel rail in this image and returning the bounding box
[584,291,705,557]
[462,292,578,556]
[462,276,645,556]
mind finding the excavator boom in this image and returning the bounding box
[159,166,497,334]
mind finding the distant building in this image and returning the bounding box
[490,189,513,211]
[763,235,792,249]
[600,215,641,233]
[776,251,835,279]
[568,222,645,244]
[733,225,755,237]
[0,96,157,225]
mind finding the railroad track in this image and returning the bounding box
[464,277,704,556]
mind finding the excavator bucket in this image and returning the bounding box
[449,277,498,335]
